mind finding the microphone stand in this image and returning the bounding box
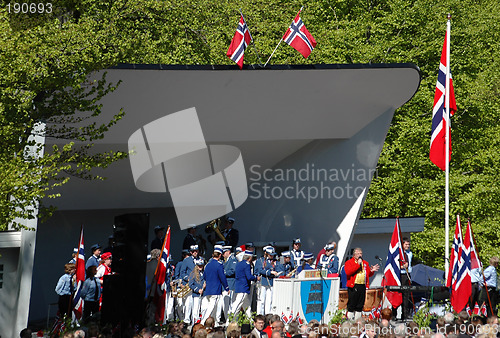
[318,264,329,325]
[400,256,416,319]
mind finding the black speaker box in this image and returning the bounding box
[101,213,149,329]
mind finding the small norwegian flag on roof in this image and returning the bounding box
[227,15,252,69]
[282,9,317,58]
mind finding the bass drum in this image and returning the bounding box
[337,287,383,311]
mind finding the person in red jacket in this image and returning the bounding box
[344,247,379,320]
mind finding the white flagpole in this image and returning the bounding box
[444,14,451,277]
[264,6,304,67]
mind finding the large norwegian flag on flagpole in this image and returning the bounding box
[154,226,171,323]
[430,31,457,171]
[72,225,85,321]
[227,15,252,69]
[282,10,317,58]
[382,219,404,308]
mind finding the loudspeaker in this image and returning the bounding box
[101,213,149,328]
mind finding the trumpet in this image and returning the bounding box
[205,218,226,242]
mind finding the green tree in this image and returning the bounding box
[0,1,131,230]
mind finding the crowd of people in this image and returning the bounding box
[27,308,500,337]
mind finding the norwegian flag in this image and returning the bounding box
[466,304,472,316]
[376,304,382,319]
[368,306,377,320]
[295,312,303,325]
[430,30,457,170]
[481,303,488,316]
[227,15,252,69]
[448,215,471,313]
[465,220,482,270]
[473,302,480,315]
[49,313,66,335]
[282,10,317,58]
[382,219,404,308]
[281,312,288,324]
[289,311,294,324]
[154,226,171,322]
[72,225,85,321]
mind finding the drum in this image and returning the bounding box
[337,288,383,311]
[363,288,383,311]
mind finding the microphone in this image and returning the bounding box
[375,255,383,262]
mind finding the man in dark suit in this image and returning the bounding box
[150,226,165,250]
[250,314,268,338]
[223,217,239,249]
[183,225,198,251]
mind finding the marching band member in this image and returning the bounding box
[229,250,260,320]
[174,249,190,320]
[290,238,304,268]
[280,251,294,277]
[296,253,315,274]
[316,243,339,274]
[163,255,175,323]
[223,217,239,249]
[181,245,199,324]
[183,225,198,251]
[189,258,206,324]
[219,245,237,324]
[200,246,229,325]
[254,246,280,315]
[235,246,244,262]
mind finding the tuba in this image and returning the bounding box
[171,279,192,298]
[205,218,226,242]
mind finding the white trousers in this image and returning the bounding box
[191,295,202,324]
[229,292,251,319]
[162,293,175,324]
[176,296,185,321]
[216,291,234,323]
[183,294,193,323]
[257,285,273,315]
[200,294,220,325]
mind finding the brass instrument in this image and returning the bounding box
[205,218,226,242]
[171,279,192,298]
[286,267,298,278]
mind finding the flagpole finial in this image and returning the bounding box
[447,13,451,20]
